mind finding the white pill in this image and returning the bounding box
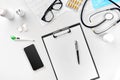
[17,27,23,32]
[22,24,28,32]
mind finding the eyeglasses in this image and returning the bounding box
[41,0,63,22]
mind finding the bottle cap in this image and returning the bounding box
[0,9,7,16]
[102,33,114,43]
[11,35,17,40]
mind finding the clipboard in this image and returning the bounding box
[42,23,100,80]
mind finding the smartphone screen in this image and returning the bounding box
[24,44,44,70]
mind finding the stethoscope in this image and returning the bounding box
[90,10,120,34]
[80,0,120,34]
[80,0,120,43]
[89,11,114,23]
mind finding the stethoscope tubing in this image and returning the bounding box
[80,0,120,34]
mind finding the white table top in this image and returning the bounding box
[0,0,120,80]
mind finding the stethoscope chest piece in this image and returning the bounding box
[104,13,114,20]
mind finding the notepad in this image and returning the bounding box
[92,0,120,9]
[42,23,100,80]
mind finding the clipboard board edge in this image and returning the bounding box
[42,38,58,80]
[42,23,80,38]
[80,24,100,80]
[41,23,100,80]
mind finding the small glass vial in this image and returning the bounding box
[16,9,25,17]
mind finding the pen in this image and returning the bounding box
[75,40,80,64]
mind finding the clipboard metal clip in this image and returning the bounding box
[53,27,71,38]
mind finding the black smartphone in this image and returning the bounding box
[24,44,44,70]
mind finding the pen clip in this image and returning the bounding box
[75,40,78,50]
[53,28,71,38]
[75,40,80,64]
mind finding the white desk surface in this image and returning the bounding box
[0,0,120,80]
